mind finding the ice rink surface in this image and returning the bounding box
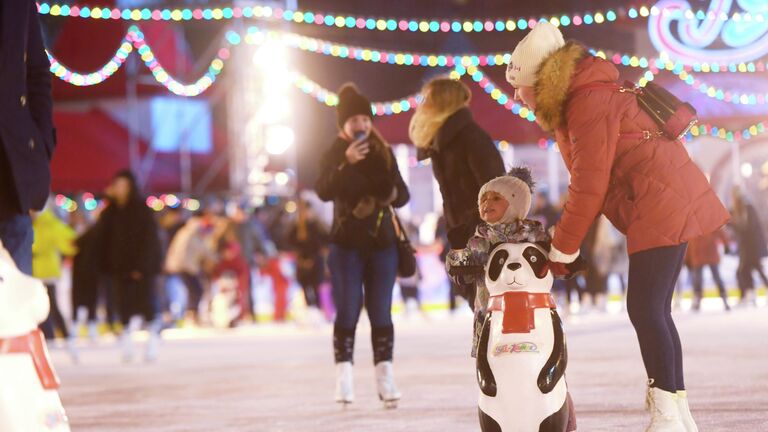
[52,303,768,432]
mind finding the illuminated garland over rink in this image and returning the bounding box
[49,26,226,96]
[45,26,768,141]
[48,24,767,93]
[38,2,675,32]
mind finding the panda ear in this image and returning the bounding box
[535,240,552,253]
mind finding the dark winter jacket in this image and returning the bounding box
[72,222,104,308]
[0,0,56,220]
[315,136,409,250]
[288,218,329,259]
[416,107,505,249]
[533,42,730,255]
[730,203,767,267]
[100,199,163,278]
[288,218,329,286]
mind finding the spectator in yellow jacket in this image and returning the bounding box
[32,209,79,362]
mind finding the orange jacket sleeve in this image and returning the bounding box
[553,96,620,255]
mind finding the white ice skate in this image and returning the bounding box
[145,331,160,363]
[375,361,401,409]
[335,362,354,407]
[87,322,99,342]
[676,391,698,432]
[120,330,135,363]
[66,338,79,365]
[645,383,686,432]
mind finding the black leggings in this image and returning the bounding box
[691,264,727,300]
[115,276,156,326]
[627,243,687,393]
[736,260,768,296]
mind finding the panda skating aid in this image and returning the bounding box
[476,242,575,432]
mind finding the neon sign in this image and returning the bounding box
[649,0,768,65]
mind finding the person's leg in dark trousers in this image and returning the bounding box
[689,266,704,311]
[736,261,754,303]
[180,272,204,319]
[627,243,688,392]
[40,283,56,339]
[754,263,768,287]
[41,283,70,339]
[302,283,319,308]
[102,275,120,330]
[115,277,135,328]
[708,264,730,310]
[116,276,155,327]
[328,245,365,363]
[140,276,157,324]
[363,245,398,364]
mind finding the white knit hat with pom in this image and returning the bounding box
[478,167,535,225]
[506,21,565,87]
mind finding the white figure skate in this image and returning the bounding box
[375,361,401,409]
[335,361,354,407]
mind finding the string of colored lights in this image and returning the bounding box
[643,67,768,105]
[130,26,226,96]
[44,25,768,142]
[686,121,767,142]
[48,25,227,95]
[256,27,767,73]
[47,21,767,94]
[48,34,133,86]
[36,2,630,30]
[37,2,768,34]
[291,72,422,115]
[451,66,537,122]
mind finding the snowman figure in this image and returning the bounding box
[0,243,71,432]
[476,241,574,432]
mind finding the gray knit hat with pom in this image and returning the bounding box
[477,167,535,224]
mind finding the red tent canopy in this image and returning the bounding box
[51,109,229,194]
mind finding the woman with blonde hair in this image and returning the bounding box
[409,77,504,306]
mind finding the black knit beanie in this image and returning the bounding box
[336,83,372,129]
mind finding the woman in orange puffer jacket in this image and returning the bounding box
[507,22,729,432]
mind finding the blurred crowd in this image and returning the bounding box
[33,170,768,362]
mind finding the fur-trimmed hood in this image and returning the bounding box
[533,41,618,132]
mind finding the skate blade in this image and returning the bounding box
[336,400,353,410]
[379,394,400,409]
[382,400,398,409]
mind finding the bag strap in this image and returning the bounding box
[569,81,661,142]
[389,206,408,242]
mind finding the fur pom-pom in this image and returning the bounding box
[507,166,535,193]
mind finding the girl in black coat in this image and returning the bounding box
[100,170,163,362]
[315,84,409,406]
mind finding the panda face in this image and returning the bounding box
[484,242,553,297]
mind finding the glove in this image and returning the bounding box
[548,243,580,264]
[549,255,588,280]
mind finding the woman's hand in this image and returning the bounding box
[345,138,370,164]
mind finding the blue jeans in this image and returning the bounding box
[328,244,398,330]
[0,214,33,275]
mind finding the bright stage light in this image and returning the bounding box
[265,125,295,155]
[741,162,753,178]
